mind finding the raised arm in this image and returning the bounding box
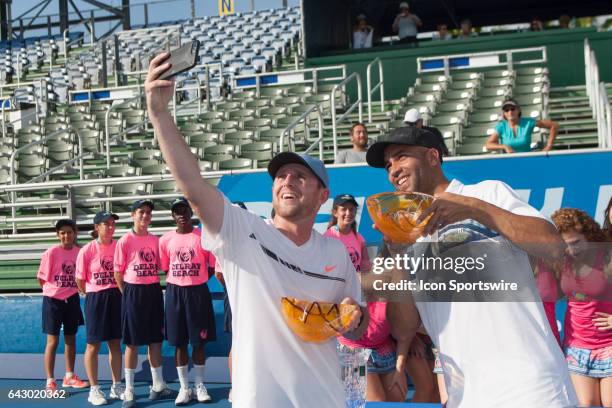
[536,119,559,151]
[144,52,224,236]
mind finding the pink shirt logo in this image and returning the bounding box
[100,255,114,273]
[139,246,156,263]
[176,247,195,263]
[56,261,77,288]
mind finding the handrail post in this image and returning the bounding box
[317,106,324,161]
[356,72,363,123]
[63,29,69,61]
[196,76,202,115]
[173,81,178,123]
[379,59,385,112]
[367,61,372,123]
[205,66,211,111]
[76,131,84,180]
[331,84,338,160]
[105,107,112,169]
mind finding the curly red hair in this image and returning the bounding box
[551,208,607,242]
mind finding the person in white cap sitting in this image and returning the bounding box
[392,2,422,44]
[403,108,449,157]
[353,14,374,49]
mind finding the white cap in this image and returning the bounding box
[399,2,409,9]
[404,108,421,123]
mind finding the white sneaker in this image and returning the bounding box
[175,387,192,406]
[195,383,212,403]
[87,387,108,406]
[122,388,135,408]
[109,383,125,400]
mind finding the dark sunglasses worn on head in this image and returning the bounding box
[503,106,516,112]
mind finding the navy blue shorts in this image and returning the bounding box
[165,282,216,347]
[85,288,122,344]
[42,293,84,336]
[223,289,232,334]
[122,282,164,346]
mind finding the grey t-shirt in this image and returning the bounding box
[397,15,419,38]
[335,149,367,164]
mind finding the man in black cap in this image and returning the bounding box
[365,126,577,407]
[144,54,368,408]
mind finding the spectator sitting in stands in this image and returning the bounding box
[392,2,422,44]
[458,19,477,38]
[559,15,571,29]
[403,108,449,157]
[485,99,559,153]
[530,17,544,31]
[335,123,369,164]
[353,14,374,49]
[432,23,452,40]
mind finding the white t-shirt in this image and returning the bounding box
[202,197,360,408]
[416,179,577,408]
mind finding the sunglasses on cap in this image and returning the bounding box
[503,106,516,112]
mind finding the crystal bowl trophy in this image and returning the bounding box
[366,191,434,245]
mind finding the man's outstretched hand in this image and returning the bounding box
[145,52,175,118]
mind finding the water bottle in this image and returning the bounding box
[338,343,369,408]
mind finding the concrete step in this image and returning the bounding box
[556,118,597,127]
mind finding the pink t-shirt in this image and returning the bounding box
[76,240,118,293]
[560,251,612,349]
[159,228,214,286]
[37,245,80,300]
[114,231,160,285]
[323,227,368,272]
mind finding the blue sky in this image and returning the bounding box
[12,0,300,37]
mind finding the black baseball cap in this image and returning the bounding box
[55,219,77,231]
[170,197,191,212]
[93,211,119,224]
[366,126,446,168]
[502,99,520,110]
[130,199,154,212]
[267,152,329,188]
[333,194,358,207]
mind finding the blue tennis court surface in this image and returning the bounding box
[0,379,441,407]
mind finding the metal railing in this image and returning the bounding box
[232,65,347,97]
[279,104,325,161]
[417,46,548,75]
[584,39,612,148]
[366,57,385,124]
[330,72,363,160]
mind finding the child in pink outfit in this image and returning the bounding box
[159,198,216,404]
[324,194,408,402]
[38,219,88,392]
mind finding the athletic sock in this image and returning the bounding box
[150,365,165,391]
[177,365,189,389]
[193,364,205,385]
[125,368,135,391]
[65,372,73,379]
[46,378,55,385]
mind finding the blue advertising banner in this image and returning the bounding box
[217,150,612,245]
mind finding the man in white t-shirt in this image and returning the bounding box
[365,126,578,407]
[144,52,369,408]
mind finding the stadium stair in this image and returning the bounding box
[548,85,599,148]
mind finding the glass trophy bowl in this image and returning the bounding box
[280,297,358,343]
[366,192,434,244]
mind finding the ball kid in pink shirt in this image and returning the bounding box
[325,194,409,402]
[75,211,124,404]
[113,199,173,405]
[38,219,88,392]
[159,197,217,404]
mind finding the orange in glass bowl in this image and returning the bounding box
[280,297,358,343]
[366,192,434,244]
